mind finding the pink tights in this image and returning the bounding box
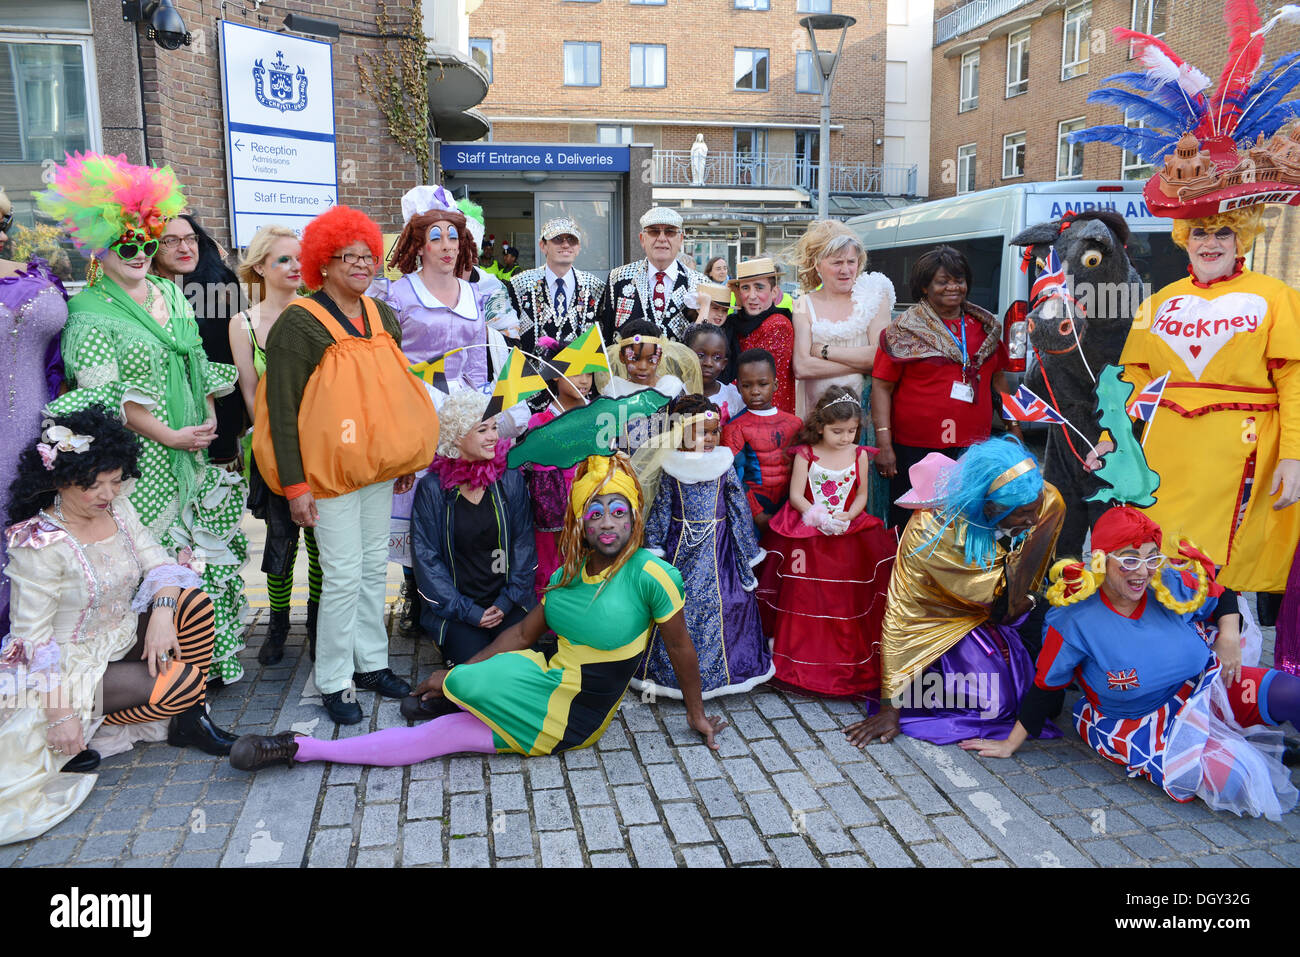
[293,711,496,767]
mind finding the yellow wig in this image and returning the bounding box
[1045,540,1209,615]
[1170,205,1265,258]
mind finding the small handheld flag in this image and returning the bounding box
[483,347,547,420]
[1001,384,1066,425]
[410,350,454,392]
[1126,372,1169,422]
[549,325,610,379]
[1030,248,1067,306]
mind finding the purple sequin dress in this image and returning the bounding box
[0,260,68,632]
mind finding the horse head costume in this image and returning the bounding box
[1010,209,1143,556]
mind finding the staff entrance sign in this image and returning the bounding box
[219,20,338,247]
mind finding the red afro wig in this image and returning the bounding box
[299,205,384,291]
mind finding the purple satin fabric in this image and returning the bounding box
[1275,539,1300,676]
[896,624,1062,745]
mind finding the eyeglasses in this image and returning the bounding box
[1188,227,1235,241]
[1112,554,1165,572]
[0,211,12,233]
[331,253,377,266]
[159,234,199,250]
[111,237,159,260]
[643,226,680,238]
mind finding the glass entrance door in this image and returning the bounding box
[534,192,616,274]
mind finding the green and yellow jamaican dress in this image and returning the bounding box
[47,276,249,683]
[443,548,684,755]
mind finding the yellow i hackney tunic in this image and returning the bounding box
[442,549,685,755]
[1119,268,1300,592]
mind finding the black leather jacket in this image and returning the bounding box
[411,467,538,643]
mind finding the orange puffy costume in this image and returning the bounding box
[1120,267,1300,593]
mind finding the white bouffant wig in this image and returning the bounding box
[435,389,492,458]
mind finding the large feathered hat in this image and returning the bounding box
[1072,1,1300,219]
[35,152,186,255]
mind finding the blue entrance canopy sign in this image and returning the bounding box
[440,143,631,173]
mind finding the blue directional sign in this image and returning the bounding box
[219,21,338,247]
[440,143,631,173]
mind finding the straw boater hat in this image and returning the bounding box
[540,217,581,242]
[694,282,732,307]
[728,257,780,288]
[639,207,683,230]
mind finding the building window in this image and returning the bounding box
[734,48,769,92]
[597,125,633,144]
[796,129,819,190]
[630,43,666,87]
[796,51,820,93]
[957,144,976,194]
[1131,0,1166,38]
[1121,109,1154,180]
[798,0,832,11]
[1062,1,1090,80]
[735,0,770,8]
[564,41,601,86]
[631,0,666,5]
[735,128,768,185]
[469,37,493,82]
[1002,131,1026,178]
[1057,117,1085,179]
[1006,28,1029,97]
[959,49,979,112]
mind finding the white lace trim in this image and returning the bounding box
[131,563,204,612]
[807,272,895,345]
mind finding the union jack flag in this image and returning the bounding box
[1126,372,1170,422]
[1000,384,1066,425]
[1030,248,1069,305]
[1106,668,1141,691]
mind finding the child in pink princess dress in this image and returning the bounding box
[757,385,896,697]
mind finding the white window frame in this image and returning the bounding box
[630,43,666,88]
[1002,131,1026,179]
[1121,109,1155,180]
[735,0,770,8]
[957,143,976,194]
[1131,0,1166,38]
[1006,27,1029,98]
[959,49,979,112]
[1061,1,1090,81]
[0,32,102,164]
[1057,116,1086,180]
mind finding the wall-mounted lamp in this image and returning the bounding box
[122,0,192,50]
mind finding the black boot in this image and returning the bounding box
[229,732,300,771]
[168,703,239,756]
[258,608,290,666]
[306,599,319,662]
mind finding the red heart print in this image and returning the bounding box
[1189,345,1202,358]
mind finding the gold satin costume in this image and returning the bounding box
[880,483,1064,699]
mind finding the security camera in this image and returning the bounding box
[122,0,192,51]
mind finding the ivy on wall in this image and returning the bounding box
[356,0,431,181]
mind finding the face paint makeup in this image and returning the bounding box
[583,493,634,557]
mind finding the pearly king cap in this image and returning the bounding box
[639,206,683,230]
[730,257,780,285]
[540,217,582,242]
[400,184,457,224]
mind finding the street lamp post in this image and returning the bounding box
[801,13,856,220]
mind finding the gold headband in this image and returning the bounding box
[617,334,665,352]
[987,458,1035,493]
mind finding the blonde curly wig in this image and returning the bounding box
[435,389,491,458]
[786,219,866,293]
[1170,205,1265,258]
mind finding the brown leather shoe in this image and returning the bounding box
[229,731,301,771]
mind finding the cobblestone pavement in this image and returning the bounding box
[5,519,1300,868]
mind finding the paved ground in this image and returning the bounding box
[5,518,1300,868]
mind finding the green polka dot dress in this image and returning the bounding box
[48,276,249,683]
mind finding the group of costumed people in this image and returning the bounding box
[7,0,1300,845]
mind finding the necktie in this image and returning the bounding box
[554,279,567,317]
[653,271,667,319]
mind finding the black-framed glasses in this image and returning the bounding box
[331,253,377,266]
[111,237,160,260]
[0,211,12,233]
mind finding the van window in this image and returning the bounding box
[1022,231,1185,307]
[869,236,1006,314]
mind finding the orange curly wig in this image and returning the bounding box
[299,205,384,291]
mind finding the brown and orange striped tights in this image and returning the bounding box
[101,587,215,725]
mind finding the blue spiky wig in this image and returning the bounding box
[918,436,1043,570]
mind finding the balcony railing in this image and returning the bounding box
[652,150,916,196]
[934,0,1037,44]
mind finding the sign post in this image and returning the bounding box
[219,20,338,248]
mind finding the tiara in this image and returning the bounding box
[824,394,859,411]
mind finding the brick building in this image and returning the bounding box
[927,0,1300,283]
[466,0,911,271]
[2,0,485,274]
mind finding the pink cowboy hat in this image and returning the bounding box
[893,451,958,510]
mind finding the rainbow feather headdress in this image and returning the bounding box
[36,152,186,255]
[1072,0,1300,219]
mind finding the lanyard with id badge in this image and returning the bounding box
[942,315,976,403]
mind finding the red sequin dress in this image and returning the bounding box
[738,313,797,416]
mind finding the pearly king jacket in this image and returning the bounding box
[597,259,705,343]
[486,266,604,352]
